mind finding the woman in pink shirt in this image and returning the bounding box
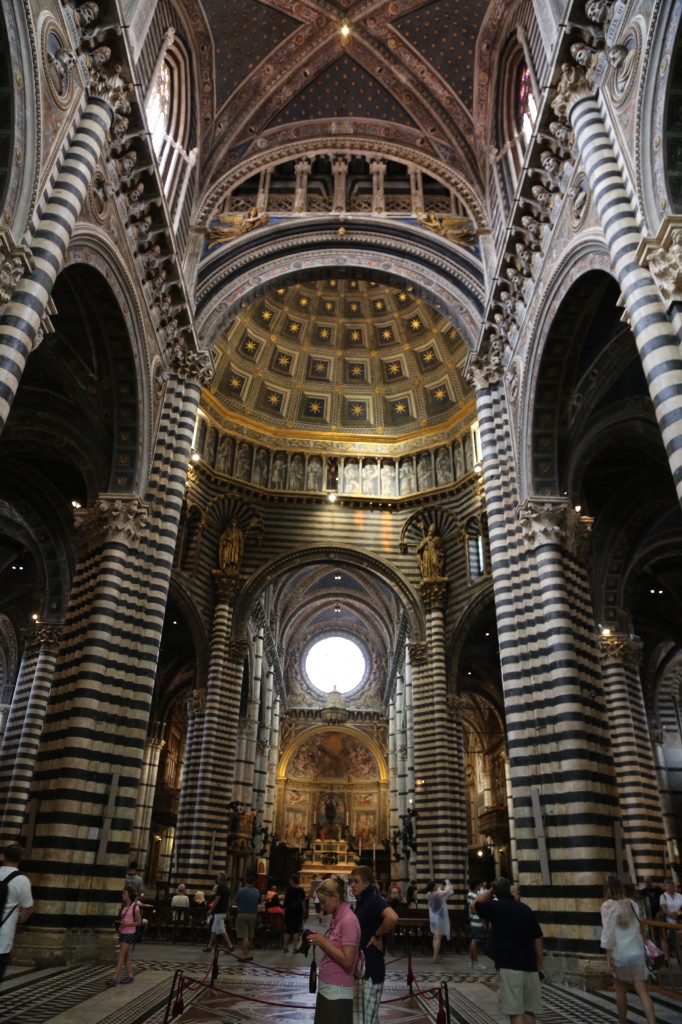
[307,876,360,1024]
[108,884,141,986]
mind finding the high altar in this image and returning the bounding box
[274,726,389,888]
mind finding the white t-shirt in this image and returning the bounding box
[660,890,682,922]
[0,866,33,955]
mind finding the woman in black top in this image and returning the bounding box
[283,873,306,953]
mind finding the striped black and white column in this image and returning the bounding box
[0,97,114,435]
[599,635,667,878]
[128,722,165,866]
[22,364,205,960]
[473,363,621,970]
[565,83,682,505]
[176,574,244,890]
[0,624,62,843]
[411,580,468,896]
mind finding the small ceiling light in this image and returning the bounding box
[574,504,582,512]
[477,849,484,857]
[340,21,350,40]
[334,603,341,614]
[328,492,337,503]
[334,573,342,580]
[191,450,201,463]
[32,613,39,621]
[602,627,611,635]
[71,500,81,509]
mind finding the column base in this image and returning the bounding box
[12,926,115,968]
[545,952,611,990]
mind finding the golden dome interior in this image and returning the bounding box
[210,277,472,445]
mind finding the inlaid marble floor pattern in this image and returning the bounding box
[1,948,680,1023]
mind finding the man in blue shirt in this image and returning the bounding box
[473,877,544,1024]
[234,873,261,961]
[350,867,399,1024]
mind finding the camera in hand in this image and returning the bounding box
[298,928,313,956]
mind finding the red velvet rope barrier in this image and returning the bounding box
[170,948,442,1018]
[173,973,442,1013]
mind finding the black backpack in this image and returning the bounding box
[0,870,21,926]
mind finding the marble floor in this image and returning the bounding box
[1,925,680,1024]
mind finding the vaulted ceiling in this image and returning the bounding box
[191,0,496,446]
[196,0,499,189]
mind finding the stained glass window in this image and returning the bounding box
[518,65,537,145]
[146,61,171,157]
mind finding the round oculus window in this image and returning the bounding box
[305,636,365,693]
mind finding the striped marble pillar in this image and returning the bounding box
[403,660,416,803]
[128,722,165,866]
[251,635,269,814]
[0,90,120,434]
[472,364,621,976]
[448,694,468,896]
[556,72,682,505]
[177,572,243,888]
[173,689,207,884]
[262,690,280,831]
[18,356,207,960]
[0,632,41,818]
[599,634,666,879]
[412,579,467,893]
[516,498,617,879]
[238,700,261,808]
[254,671,270,826]
[0,623,62,842]
[388,698,398,854]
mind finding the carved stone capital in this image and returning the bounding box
[569,513,594,562]
[551,62,594,122]
[227,636,249,662]
[420,578,448,609]
[408,641,428,664]
[636,218,682,308]
[0,231,34,305]
[20,623,63,651]
[74,494,149,554]
[517,497,572,548]
[88,65,133,114]
[168,338,214,386]
[213,569,244,605]
[448,693,466,720]
[187,688,206,717]
[465,336,507,389]
[598,633,643,670]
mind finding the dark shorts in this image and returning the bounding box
[119,933,136,945]
[285,910,304,932]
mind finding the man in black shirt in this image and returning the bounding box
[639,876,663,920]
[473,877,543,1024]
[350,866,399,1024]
[204,871,233,953]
